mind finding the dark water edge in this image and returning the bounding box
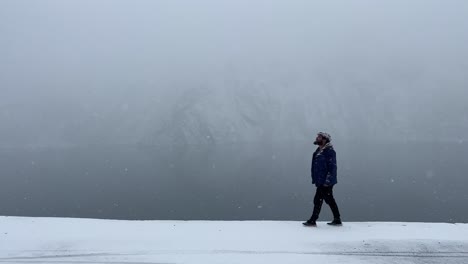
[1,140,467,222]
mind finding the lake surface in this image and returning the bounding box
[1,140,467,222]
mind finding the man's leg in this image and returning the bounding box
[323,186,341,221]
[310,186,325,221]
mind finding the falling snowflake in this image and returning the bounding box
[425,170,434,179]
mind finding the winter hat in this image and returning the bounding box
[317,132,331,142]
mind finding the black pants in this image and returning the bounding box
[310,186,341,221]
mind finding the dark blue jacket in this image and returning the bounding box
[311,144,337,187]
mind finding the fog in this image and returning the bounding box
[1,0,467,222]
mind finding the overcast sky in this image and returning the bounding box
[1,0,468,147]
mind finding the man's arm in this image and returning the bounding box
[324,149,337,185]
[311,154,315,184]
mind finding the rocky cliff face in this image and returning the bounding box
[1,68,467,148]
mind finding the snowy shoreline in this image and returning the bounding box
[1,216,467,263]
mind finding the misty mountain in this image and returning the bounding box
[2,71,467,148]
[1,0,467,148]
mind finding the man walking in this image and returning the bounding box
[303,132,342,227]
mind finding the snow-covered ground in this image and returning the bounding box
[0,216,467,264]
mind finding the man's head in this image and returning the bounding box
[313,132,331,146]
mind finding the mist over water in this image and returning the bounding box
[1,1,468,222]
[1,141,467,222]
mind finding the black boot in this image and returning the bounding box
[327,218,342,226]
[302,219,317,227]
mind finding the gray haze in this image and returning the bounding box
[1,0,468,222]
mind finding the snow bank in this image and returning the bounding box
[0,216,467,263]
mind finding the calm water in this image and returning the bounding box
[1,141,467,222]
